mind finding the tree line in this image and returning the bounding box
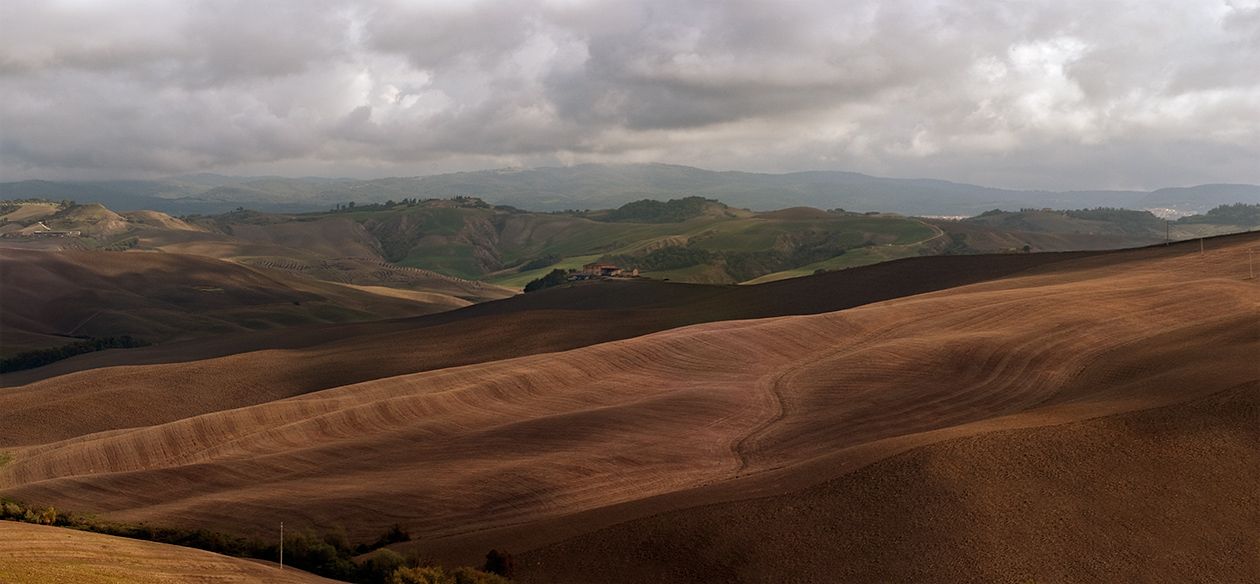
[0,335,149,373]
[0,496,513,584]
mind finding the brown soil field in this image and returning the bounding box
[0,233,1255,583]
[0,251,1096,443]
[518,382,1259,583]
[0,248,470,353]
[131,222,513,302]
[930,218,1161,252]
[0,521,339,584]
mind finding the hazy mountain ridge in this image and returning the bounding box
[3,164,1258,216]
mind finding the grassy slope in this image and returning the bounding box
[476,210,938,287]
[486,254,602,288]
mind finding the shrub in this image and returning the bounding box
[523,269,568,292]
[390,566,449,584]
[389,565,510,584]
[359,549,408,583]
[0,496,501,584]
[453,567,511,584]
[0,335,149,373]
[483,549,514,578]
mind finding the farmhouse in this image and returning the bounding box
[582,262,622,276]
[0,221,81,239]
[578,262,641,278]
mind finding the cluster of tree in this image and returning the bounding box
[0,335,149,373]
[101,236,139,251]
[939,232,976,255]
[604,246,714,272]
[333,200,396,212]
[1178,203,1260,226]
[388,565,510,584]
[602,232,853,281]
[1061,207,1163,234]
[600,196,719,223]
[332,196,492,213]
[0,497,514,584]
[523,268,569,292]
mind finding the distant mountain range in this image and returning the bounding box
[3,164,1258,216]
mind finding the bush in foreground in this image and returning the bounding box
[390,566,510,584]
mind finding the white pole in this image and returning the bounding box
[280,522,284,570]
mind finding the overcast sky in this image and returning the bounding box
[1,0,1258,189]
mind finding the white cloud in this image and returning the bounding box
[0,0,1257,190]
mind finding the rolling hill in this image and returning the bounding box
[8,196,1255,292]
[3,164,1259,216]
[0,249,475,357]
[0,232,1254,584]
[0,250,1096,443]
[172,198,1173,286]
[0,521,338,584]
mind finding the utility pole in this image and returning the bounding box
[1200,237,1204,256]
[1165,221,1170,245]
[279,522,284,570]
[1250,249,1254,280]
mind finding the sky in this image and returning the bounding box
[1,0,1258,190]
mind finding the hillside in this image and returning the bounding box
[0,251,1095,441]
[9,197,1253,290]
[0,233,1253,584]
[175,199,942,285]
[0,522,338,584]
[0,249,470,357]
[1,200,515,302]
[520,382,1258,583]
[3,165,1259,216]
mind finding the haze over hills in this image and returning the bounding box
[4,164,1260,216]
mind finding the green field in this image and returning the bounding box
[333,203,944,286]
[487,254,602,288]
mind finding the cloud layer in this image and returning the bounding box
[2,0,1258,189]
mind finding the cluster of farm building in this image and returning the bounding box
[569,262,640,280]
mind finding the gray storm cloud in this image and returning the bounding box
[1,0,1257,189]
